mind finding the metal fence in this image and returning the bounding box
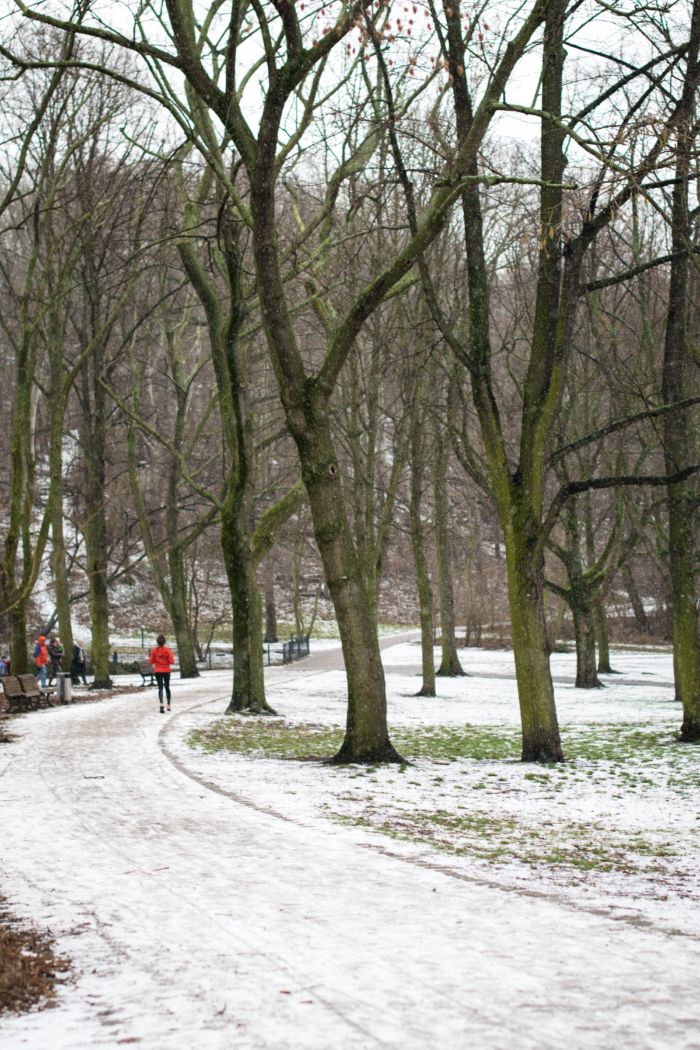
[264,634,311,666]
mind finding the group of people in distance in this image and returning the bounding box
[32,637,88,687]
[1,631,175,713]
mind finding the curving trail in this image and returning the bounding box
[1,638,698,1049]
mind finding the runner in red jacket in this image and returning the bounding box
[149,634,175,713]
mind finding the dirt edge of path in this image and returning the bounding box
[0,897,71,1017]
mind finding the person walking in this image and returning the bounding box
[47,637,64,684]
[149,634,175,713]
[34,636,49,688]
[71,641,88,686]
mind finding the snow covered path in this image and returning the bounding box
[2,641,699,1049]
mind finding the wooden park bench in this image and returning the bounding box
[137,662,156,686]
[2,676,27,712]
[18,674,56,709]
[137,661,179,685]
[1,675,55,712]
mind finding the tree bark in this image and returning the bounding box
[222,509,270,714]
[80,356,112,689]
[9,602,29,676]
[433,374,464,677]
[506,526,564,761]
[263,558,278,643]
[51,502,73,663]
[168,547,200,679]
[409,385,436,697]
[249,104,402,761]
[571,600,601,688]
[661,0,700,741]
[621,563,649,634]
[432,0,567,760]
[164,316,201,679]
[177,186,273,713]
[595,603,613,674]
[294,419,402,763]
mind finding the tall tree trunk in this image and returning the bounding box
[178,192,273,713]
[583,490,611,675]
[571,600,601,688]
[505,516,564,761]
[263,558,278,643]
[595,603,613,674]
[621,563,649,634]
[50,366,73,663]
[249,122,402,762]
[168,547,200,679]
[165,469,199,679]
[222,509,270,714]
[433,385,464,677]
[295,420,402,763]
[163,302,201,680]
[51,502,73,662]
[504,0,565,758]
[81,360,112,689]
[409,387,435,697]
[662,0,700,741]
[9,602,28,676]
[673,647,682,704]
[47,279,73,662]
[437,0,566,761]
[292,545,304,637]
[2,302,49,676]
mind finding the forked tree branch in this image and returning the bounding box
[551,397,700,463]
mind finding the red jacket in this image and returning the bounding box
[149,646,175,673]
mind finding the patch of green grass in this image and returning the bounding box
[392,723,519,761]
[187,718,695,768]
[188,718,521,762]
[188,716,695,878]
[188,719,344,760]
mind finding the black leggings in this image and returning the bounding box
[155,672,171,703]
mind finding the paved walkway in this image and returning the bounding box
[1,638,697,1048]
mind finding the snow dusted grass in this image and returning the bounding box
[179,642,700,931]
[188,717,695,877]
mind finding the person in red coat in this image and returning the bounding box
[34,636,49,688]
[149,633,175,713]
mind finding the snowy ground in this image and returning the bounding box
[1,636,699,1049]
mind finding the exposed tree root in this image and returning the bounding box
[679,719,700,743]
[326,740,406,765]
[521,732,565,764]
